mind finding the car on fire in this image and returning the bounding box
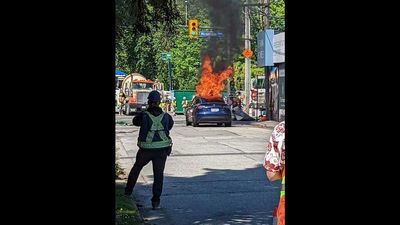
[185,96,232,127]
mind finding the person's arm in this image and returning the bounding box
[132,112,143,126]
[263,136,282,181]
[266,171,282,181]
[264,123,285,182]
[167,114,174,130]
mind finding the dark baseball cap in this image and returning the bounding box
[148,90,161,102]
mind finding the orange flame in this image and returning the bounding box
[195,55,233,101]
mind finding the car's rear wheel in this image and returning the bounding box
[225,122,232,127]
[217,123,223,127]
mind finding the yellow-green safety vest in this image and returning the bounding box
[280,175,285,198]
[137,111,172,149]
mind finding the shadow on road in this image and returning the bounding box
[132,166,281,225]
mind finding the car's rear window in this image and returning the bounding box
[200,98,225,103]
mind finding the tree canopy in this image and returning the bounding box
[116,0,285,91]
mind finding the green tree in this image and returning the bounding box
[230,0,285,91]
[116,0,180,36]
[169,30,204,90]
[154,0,211,90]
[115,0,284,92]
[269,0,285,32]
[233,57,265,91]
[115,29,136,73]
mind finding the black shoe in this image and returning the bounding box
[151,200,160,210]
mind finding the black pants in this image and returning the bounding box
[125,148,168,202]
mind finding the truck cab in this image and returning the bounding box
[121,73,155,115]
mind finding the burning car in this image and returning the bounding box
[186,55,233,127]
[185,96,232,127]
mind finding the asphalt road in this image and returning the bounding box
[116,114,280,225]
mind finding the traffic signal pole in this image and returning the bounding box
[168,58,172,92]
[161,52,173,92]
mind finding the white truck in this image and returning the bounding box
[250,75,266,110]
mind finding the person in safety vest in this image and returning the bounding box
[263,121,285,225]
[171,97,176,116]
[118,92,126,115]
[125,90,174,210]
[181,97,189,115]
[159,100,165,111]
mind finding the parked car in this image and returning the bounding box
[185,96,232,127]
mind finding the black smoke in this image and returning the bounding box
[200,0,243,72]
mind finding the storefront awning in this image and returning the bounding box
[115,70,126,77]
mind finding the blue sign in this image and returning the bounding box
[199,31,223,37]
[257,30,274,67]
[115,70,126,77]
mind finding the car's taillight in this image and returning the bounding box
[197,105,205,109]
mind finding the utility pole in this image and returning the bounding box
[226,35,231,97]
[263,0,271,120]
[263,0,270,28]
[184,0,188,22]
[244,0,251,114]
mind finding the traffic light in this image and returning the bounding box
[188,19,198,39]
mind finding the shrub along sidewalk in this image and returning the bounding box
[115,182,144,225]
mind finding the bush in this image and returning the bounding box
[115,184,143,225]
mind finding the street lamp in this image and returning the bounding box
[184,0,188,22]
[161,52,173,92]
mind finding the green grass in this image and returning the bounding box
[115,162,125,179]
[115,183,143,225]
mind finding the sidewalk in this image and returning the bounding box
[234,119,280,129]
[252,120,280,129]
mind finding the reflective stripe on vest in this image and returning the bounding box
[138,111,172,149]
[280,169,285,198]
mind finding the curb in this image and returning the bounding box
[116,180,146,225]
[250,121,279,129]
